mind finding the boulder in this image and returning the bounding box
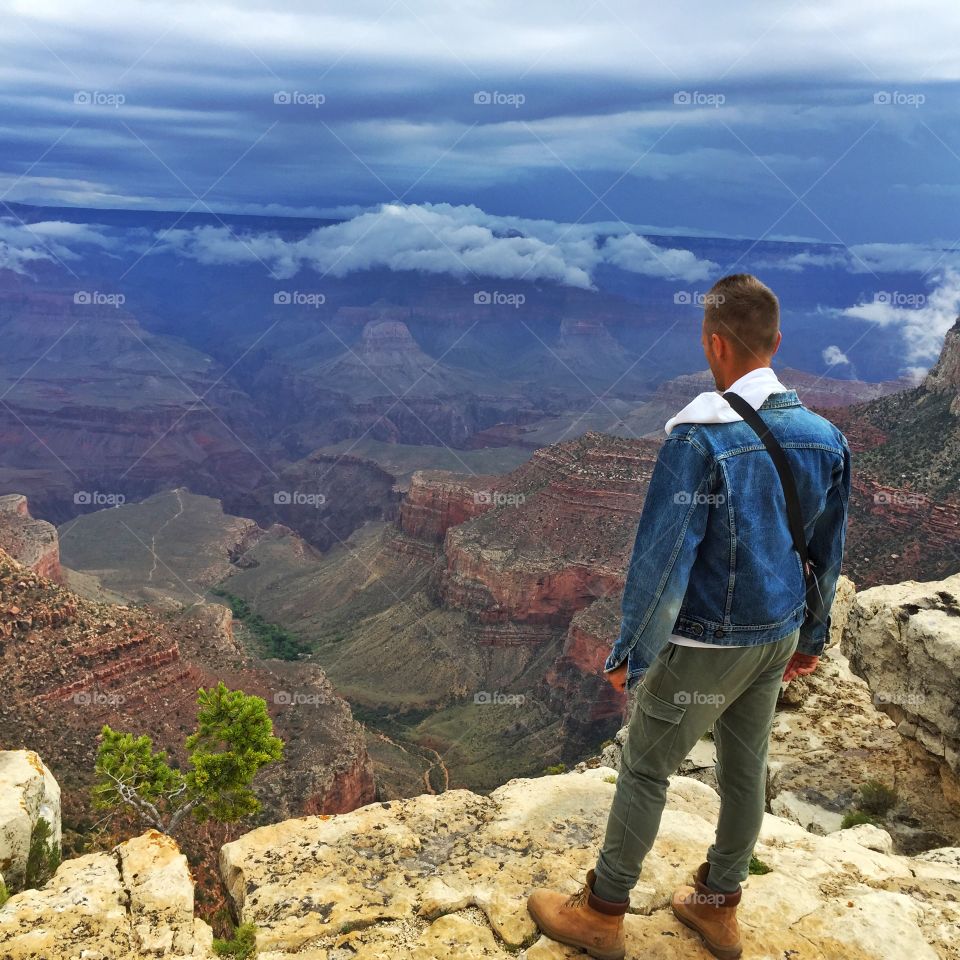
[0,829,213,959]
[0,750,61,890]
[842,574,960,780]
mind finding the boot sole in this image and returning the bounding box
[672,904,743,960]
[527,901,625,960]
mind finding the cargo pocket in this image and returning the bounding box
[626,685,687,772]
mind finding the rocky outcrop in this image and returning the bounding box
[398,470,496,544]
[0,829,214,959]
[0,494,61,582]
[220,766,960,959]
[543,597,626,754]
[0,751,60,891]
[842,574,960,794]
[433,434,657,624]
[924,317,960,411]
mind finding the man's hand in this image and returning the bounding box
[783,652,819,682]
[604,662,629,692]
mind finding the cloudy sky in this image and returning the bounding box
[2,0,959,246]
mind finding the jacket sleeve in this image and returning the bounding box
[797,437,851,657]
[604,432,713,686]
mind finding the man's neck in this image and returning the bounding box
[718,363,772,392]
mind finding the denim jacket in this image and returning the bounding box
[605,390,850,689]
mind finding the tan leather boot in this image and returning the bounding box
[671,862,743,959]
[527,868,628,960]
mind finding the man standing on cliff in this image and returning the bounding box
[527,274,851,960]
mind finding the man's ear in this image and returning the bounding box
[711,331,726,360]
[771,329,783,356]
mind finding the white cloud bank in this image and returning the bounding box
[842,267,960,372]
[154,202,718,286]
[0,218,115,273]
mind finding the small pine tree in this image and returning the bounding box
[25,817,61,889]
[93,683,283,836]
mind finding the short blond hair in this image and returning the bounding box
[703,273,780,359]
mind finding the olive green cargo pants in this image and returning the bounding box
[593,629,799,900]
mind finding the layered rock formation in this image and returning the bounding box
[430,434,658,625]
[0,829,214,958]
[842,574,960,800]
[219,766,960,959]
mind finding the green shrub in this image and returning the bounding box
[213,921,257,958]
[543,764,566,776]
[0,878,9,907]
[841,810,879,829]
[748,855,771,875]
[857,779,897,817]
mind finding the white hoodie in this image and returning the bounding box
[663,366,789,648]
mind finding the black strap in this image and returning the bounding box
[722,391,822,617]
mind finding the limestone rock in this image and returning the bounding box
[842,574,960,777]
[0,495,61,582]
[843,822,895,854]
[220,767,960,959]
[0,829,213,958]
[0,750,61,890]
[827,573,856,649]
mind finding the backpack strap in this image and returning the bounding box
[722,390,822,619]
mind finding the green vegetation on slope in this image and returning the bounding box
[211,588,310,660]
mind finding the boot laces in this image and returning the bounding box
[565,880,590,909]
